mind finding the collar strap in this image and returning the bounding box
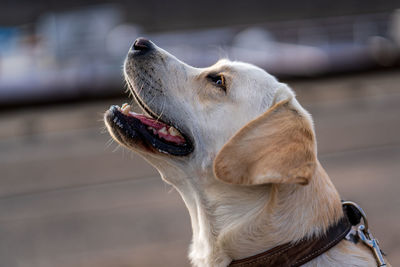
[229,211,354,267]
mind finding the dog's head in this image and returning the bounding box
[105,38,316,185]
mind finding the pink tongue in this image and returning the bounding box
[130,113,167,130]
[128,112,186,145]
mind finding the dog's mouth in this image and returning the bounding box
[105,103,193,156]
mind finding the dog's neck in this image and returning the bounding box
[164,161,343,267]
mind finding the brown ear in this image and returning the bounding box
[213,98,316,186]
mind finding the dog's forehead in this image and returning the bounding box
[211,59,257,73]
[211,59,277,85]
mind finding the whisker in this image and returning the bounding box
[138,82,145,96]
[100,126,108,134]
[155,97,167,123]
[105,138,115,149]
[112,144,121,153]
[124,81,130,93]
[145,92,158,109]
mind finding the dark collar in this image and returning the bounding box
[228,205,357,267]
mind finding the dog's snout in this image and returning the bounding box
[131,37,154,54]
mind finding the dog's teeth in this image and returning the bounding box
[121,103,131,114]
[168,127,178,136]
[168,127,182,137]
[113,117,118,123]
[159,127,168,135]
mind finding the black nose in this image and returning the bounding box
[131,37,153,53]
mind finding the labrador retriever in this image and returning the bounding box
[104,38,387,267]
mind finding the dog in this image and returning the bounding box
[104,38,388,266]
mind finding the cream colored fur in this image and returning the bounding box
[105,41,387,266]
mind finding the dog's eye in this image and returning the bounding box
[207,74,226,91]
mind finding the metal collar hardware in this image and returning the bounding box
[342,201,387,267]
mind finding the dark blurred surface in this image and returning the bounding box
[0,70,399,266]
[1,0,400,30]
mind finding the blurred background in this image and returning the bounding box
[1,0,400,266]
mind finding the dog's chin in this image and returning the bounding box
[104,105,194,156]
